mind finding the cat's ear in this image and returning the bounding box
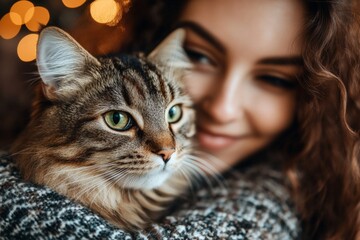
[36,26,100,99]
[148,28,192,69]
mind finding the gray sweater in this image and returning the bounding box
[0,151,300,239]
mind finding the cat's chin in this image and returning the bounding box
[120,170,175,190]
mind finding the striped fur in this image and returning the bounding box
[11,27,201,230]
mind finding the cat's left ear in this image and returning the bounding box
[37,27,100,100]
[148,28,192,69]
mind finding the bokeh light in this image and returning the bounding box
[17,33,39,62]
[0,13,21,39]
[10,1,35,25]
[25,6,50,32]
[9,12,22,26]
[0,0,131,62]
[90,0,122,26]
[62,0,87,8]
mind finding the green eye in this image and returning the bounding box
[167,105,182,123]
[104,111,133,131]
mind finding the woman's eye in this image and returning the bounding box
[258,75,297,89]
[103,111,133,131]
[167,105,182,124]
[184,48,215,66]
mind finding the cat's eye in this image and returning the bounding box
[104,111,133,131]
[167,105,182,124]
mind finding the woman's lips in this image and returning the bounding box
[196,127,238,151]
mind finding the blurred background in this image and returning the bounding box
[0,0,132,149]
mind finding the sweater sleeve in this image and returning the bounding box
[0,151,301,240]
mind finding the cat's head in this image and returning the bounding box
[28,27,195,190]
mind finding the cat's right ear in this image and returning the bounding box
[37,27,100,100]
[148,28,192,69]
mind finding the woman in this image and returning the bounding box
[124,0,360,238]
[0,0,359,239]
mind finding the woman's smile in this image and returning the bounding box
[196,126,241,150]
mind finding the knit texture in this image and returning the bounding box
[0,151,300,239]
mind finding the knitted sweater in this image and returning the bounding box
[0,151,301,239]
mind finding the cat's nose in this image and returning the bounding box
[156,148,175,163]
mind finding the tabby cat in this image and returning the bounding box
[10,27,201,230]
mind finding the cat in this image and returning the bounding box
[10,26,205,231]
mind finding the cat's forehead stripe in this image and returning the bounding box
[123,73,147,100]
[152,68,169,101]
[120,85,133,107]
[167,81,176,102]
[115,56,158,97]
[126,59,173,102]
[109,55,181,107]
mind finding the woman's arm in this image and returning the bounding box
[0,151,300,239]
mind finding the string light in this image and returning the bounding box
[1,0,131,62]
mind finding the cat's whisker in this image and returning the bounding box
[26,76,42,86]
[72,166,125,203]
[107,169,141,190]
[189,150,229,178]
[75,181,101,203]
[44,165,95,179]
[189,157,227,189]
[191,149,230,171]
[102,169,129,188]
[9,148,39,157]
[182,160,215,192]
[182,155,228,194]
[176,168,198,197]
[177,152,213,188]
[43,165,105,191]
[186,156,220,178]
[88,174,116,207]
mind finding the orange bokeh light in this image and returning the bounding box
[17,33,39,62]
[0,13,21,39]
[90,0,122,26]
[62,0,87,8]
[10,0,35,25]
[25,6,50,32]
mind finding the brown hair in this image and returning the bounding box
[115,0,360,238]
[288,1,360,239]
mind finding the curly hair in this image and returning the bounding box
[114,0,360,238]
[287,1,360,239]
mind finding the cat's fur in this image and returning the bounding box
[10,27,200,230]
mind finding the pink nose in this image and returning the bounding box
[156,148,175,163]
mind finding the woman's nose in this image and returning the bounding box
[201,67,244,123]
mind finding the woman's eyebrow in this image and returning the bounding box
[175,21,225,53]
[175,21,303,66]
[258,56,303,66]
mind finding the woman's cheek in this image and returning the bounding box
[250,93,297,136]
[182,71,217,102]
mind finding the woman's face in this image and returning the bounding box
[179,0,305,170]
